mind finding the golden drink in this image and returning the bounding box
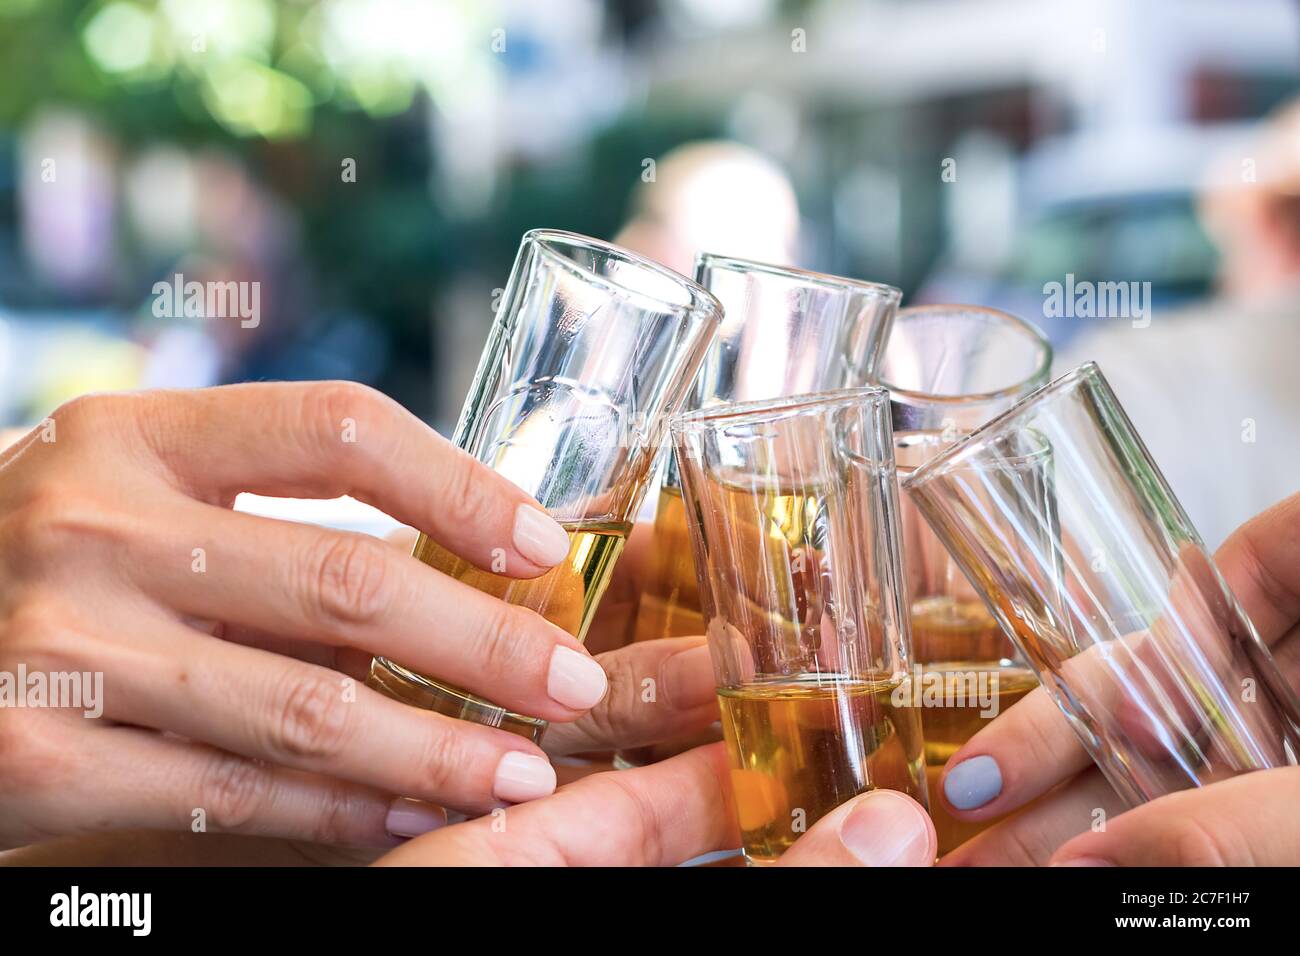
[911,595,1013,663]
[631,485,703,644]
[719,673,927,864]
[911,596,1039,854]
[618,478,830,767]
[369,520,628,741]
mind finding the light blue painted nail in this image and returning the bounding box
[943,755,1002,810]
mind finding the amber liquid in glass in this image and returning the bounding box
[720,673,927,864]
[369,520,628,741]
[632,485,703,643]
[911,596,1038,854]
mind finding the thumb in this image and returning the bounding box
[1051,766,1300,867]
[777,789,936,867]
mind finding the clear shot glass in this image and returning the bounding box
[616,255,899,767]
[367,229,722,743]
[879,304,1052,852]
[672,387,928,864]
[903,362,1300,807]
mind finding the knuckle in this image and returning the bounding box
[44,393,134,452]
[1018,701,1066,767]
[4,486,111,561]
[1,598,57,651]
[590,772,660,864]
[197,752,270,831]
[416,725,475,798]
[583,653,634,743]
[1169,816,1239,867]
[474,603,542,682]
[984,817,1045,866]
[0,715,60,797]
[1,597,80,667]
[305,787,368,846]
[48,393,107,432]
[440,447,497,528]
[308,534,392,628]
[300,381,385,448]
[266,670,354,762]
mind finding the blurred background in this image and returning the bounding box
[0,0,1296,440]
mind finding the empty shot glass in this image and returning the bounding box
[672,386,928,864]
[367,229,722,743]
[903,362,1300,807]
[879,304,1052,852]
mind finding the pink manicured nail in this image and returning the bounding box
[385,797,446,838]
[493,752,557,803]
[547,645,608,710]
[513,505,570,566]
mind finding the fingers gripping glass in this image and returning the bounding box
[903,362,1300,806]
[368,230,723,743]
[672,387,928,864]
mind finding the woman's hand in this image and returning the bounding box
[375,743,936,867]
[380,525,723,763]
[935,493,1300,866]
[0,382,618,849]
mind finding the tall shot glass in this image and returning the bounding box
[879,305,1051,851]
[672,387,928,864]
[633,256,900,646]
[903,362,1300,806]
[367,230,722,743]
[615,256,899,767]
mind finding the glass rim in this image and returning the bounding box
[900,361,1101,491]
[670,385,889,435]
[523,228,723,321]
[694,251,902,304]
[879,304,1053,405]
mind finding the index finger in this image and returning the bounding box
[937,683,1093,821]
[134,381,572,577]
[374,743,738,866]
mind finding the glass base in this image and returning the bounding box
[367,658,549,744]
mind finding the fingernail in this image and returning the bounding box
[548,645,608,710]
[944,754,1003,810]
[839,790,933,866]
[385,797,446,838]
[661,642,716,708]
[493,751,557,803]
[1052,856,1115,867]
[513,505,570,567]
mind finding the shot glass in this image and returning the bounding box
[879,304,1051,851]
[903,362,1300,807]
[368,229,722,743]
[617,255,899,766]
[672,387,928,864]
